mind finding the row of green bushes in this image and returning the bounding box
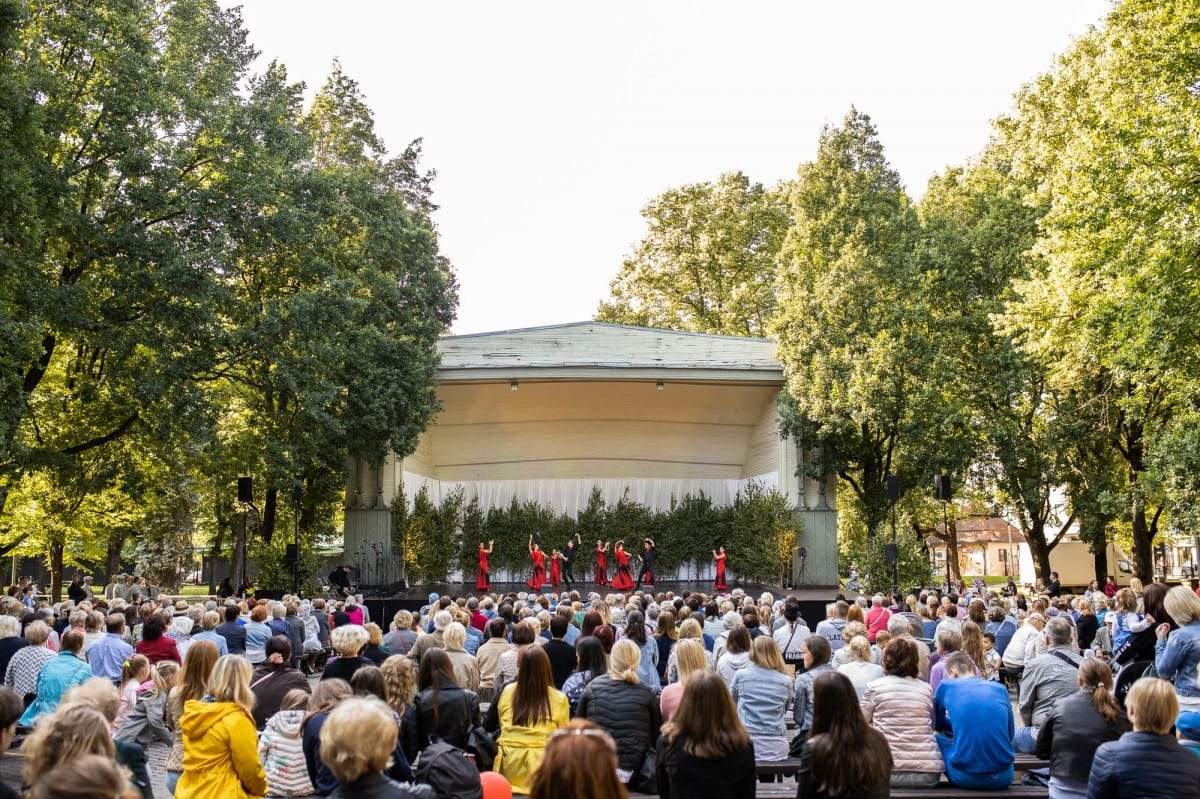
[391,483,800,586]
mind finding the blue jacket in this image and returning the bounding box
[20,651,93,725]
[730,664,794,739]
[934,676,1014,774]
[1087,731,1200,799]
[1155,620,1200,700]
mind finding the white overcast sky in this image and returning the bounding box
[224,1,1112,335]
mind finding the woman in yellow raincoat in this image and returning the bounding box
[175,654,267,799]
[494,646,569,793]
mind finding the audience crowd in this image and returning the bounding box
[2,570,1200,798]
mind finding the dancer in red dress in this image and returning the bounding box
[610,541,635,591]
[548,549,562,587]
[713,546,728,592]
[476,540,493,591]
[594,540,609,586]
[527,535,546,591]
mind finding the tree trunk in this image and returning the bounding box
[1027,523,1052,582]
[1125,423,1155,583]
[49,540,63,603]
[105,532,126,582]
[946,518,962,585]
[229,513,247,595]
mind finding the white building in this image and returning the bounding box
[344,322,837,586]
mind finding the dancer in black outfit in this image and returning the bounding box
[561,533,581,589]
[635,538,657,590]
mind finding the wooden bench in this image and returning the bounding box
[632,786,1047,799]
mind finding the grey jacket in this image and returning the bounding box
[1018,647,1083,728]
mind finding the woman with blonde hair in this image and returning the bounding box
[665,618,712,683]
[730,635,794,761]
[23,704,120,788]
[836,635,884,699]
[1036,658,1129,799]
[659,639,709,722]
[380,654,417,716]
[164,639,219,795]
[494,646,569,793]
[1154,584,1200,708]
[175,655,265,799]
[960,620,992,680]
[29,753,140,799]
[1087,677,1200,797]
[579,638,661,788]
[321,624,371,683]
[657,671,755,798]
[319,696,429,799]
[442,621,480,691]
[527,719,627,799]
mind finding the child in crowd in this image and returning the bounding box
[259,688,316,798]
[115,655,152,732]
[1110,588,1153,650]
[981,633,1002,681]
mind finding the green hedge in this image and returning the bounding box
[392,483,800,585]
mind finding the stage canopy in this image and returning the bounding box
[344,322,838,586]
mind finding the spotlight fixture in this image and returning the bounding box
[510,380,519,392]
[655,381,664,391]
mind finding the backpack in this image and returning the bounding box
[413,738,483,799]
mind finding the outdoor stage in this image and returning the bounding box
[358,580,840,629]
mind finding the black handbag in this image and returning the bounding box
[466,725,497,771]
[630,747,658,794]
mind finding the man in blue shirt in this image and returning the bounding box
[934,651,1015,790]
[87,614,134,683]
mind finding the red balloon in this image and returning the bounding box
[480,770,512,799]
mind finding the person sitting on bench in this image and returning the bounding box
[934,651,1015,790]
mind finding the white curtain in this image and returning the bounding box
[400,472,779,516]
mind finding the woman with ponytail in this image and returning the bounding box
[1035,658,1130,799]
[578,637,662,787]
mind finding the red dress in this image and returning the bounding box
[549,556,561,587]
[595,547,608,585]
[527,549,546,591]
[610,549,635,591]
[476,547,490,591]
[714,553,728,591]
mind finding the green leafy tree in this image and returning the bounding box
[597,172,790,336]
[997,0,1196,580]
[773,108,956,547]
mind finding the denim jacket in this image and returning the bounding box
[730,664,794,738]
[1156,619,1200,699]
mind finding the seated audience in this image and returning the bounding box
[934,651,1015,789]
[1036,658,1129,799]
[656,670,756,799]
[319,696,432,799]
[730,635,794,761]
[659,638,708,722]
[798,670,892,799]
[861,637,942,789]
[322,624,372,683]
[175,655,266,799]
[579,638,661,786]
[1087,677,1200,797]
[793,635,834,738]
[1154,585,1200,708]
[1016,616,1083,753]
[251,635,312,730]
[401,648,479,762]
[494,646,569,794]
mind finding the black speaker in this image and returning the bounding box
[237,477,253,503]
[935,475,952,502]
[292,477,303,505]
[285,544,299,564]
[884,544,898,565]
[887,475,901,502]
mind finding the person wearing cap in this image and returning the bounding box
[1002,612,1045,682]
[1177,710,1200,756]
[67,574,87,604]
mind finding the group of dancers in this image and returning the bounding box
[474,536,731,593]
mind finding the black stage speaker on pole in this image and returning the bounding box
[237,476,253,503]
[884,544,898,565]
[887,475,901,502]
[935,474,952,502]
[285,544,299,564]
